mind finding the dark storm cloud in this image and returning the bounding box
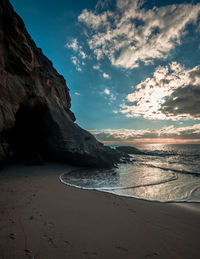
[160,85,200,119]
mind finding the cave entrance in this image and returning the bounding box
[12,97,49,164]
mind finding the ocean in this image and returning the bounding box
[60,144,200,203]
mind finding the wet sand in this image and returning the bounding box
[0,163,200,259]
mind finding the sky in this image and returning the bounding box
[10,0,200,144]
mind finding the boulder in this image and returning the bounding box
[0,0,121,169]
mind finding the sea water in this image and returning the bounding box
[60,144,200,203]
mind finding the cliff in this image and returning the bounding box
[0,0,121,168]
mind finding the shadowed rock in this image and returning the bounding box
[116,146,145,155]
[0,0,121,168]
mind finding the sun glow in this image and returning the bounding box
[100,138,200,144]
[123,84,172,120]
[121,63,200,120]
[148,87,169,108]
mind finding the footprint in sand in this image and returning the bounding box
[47,237,57,248]
[9,233,16,240]
[64,240,72,247]
[145,252,158,258]
[9,218,15,224]
[82,252,98,257]
[43,235,57,248]
[48,221,55,228]
[128,208,136,213]
[24,249,31,256]
[43,221,54,228]
[115,246,128,252]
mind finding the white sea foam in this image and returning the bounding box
[60,144,200,203]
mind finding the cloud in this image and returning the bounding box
[93,64,101,70]
[120,62,200,120]
[66,38,87,70]
[160,85,200,119]
[71,56,82,71]
[78,0,200,69]
[78,8,111,30]
[104,88,110,95]
[79,50,87,59]
[94,124,200,143]
[103,88,116,103]
[66,39,87,70]
[66,38,79,52]
[103,72,110,78]
[95,0,112,10]
[74,92,81,96]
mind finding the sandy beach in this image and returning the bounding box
[0,163,200,259]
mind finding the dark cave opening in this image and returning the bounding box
[9,98,50,164]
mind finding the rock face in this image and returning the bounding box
[0,0,121,168]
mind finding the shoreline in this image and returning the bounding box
[0,163,200,258]
[59,165,200,206]
[60,177,200,208]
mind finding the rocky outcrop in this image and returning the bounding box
[0,0,121,168]
[116,146,145,155]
